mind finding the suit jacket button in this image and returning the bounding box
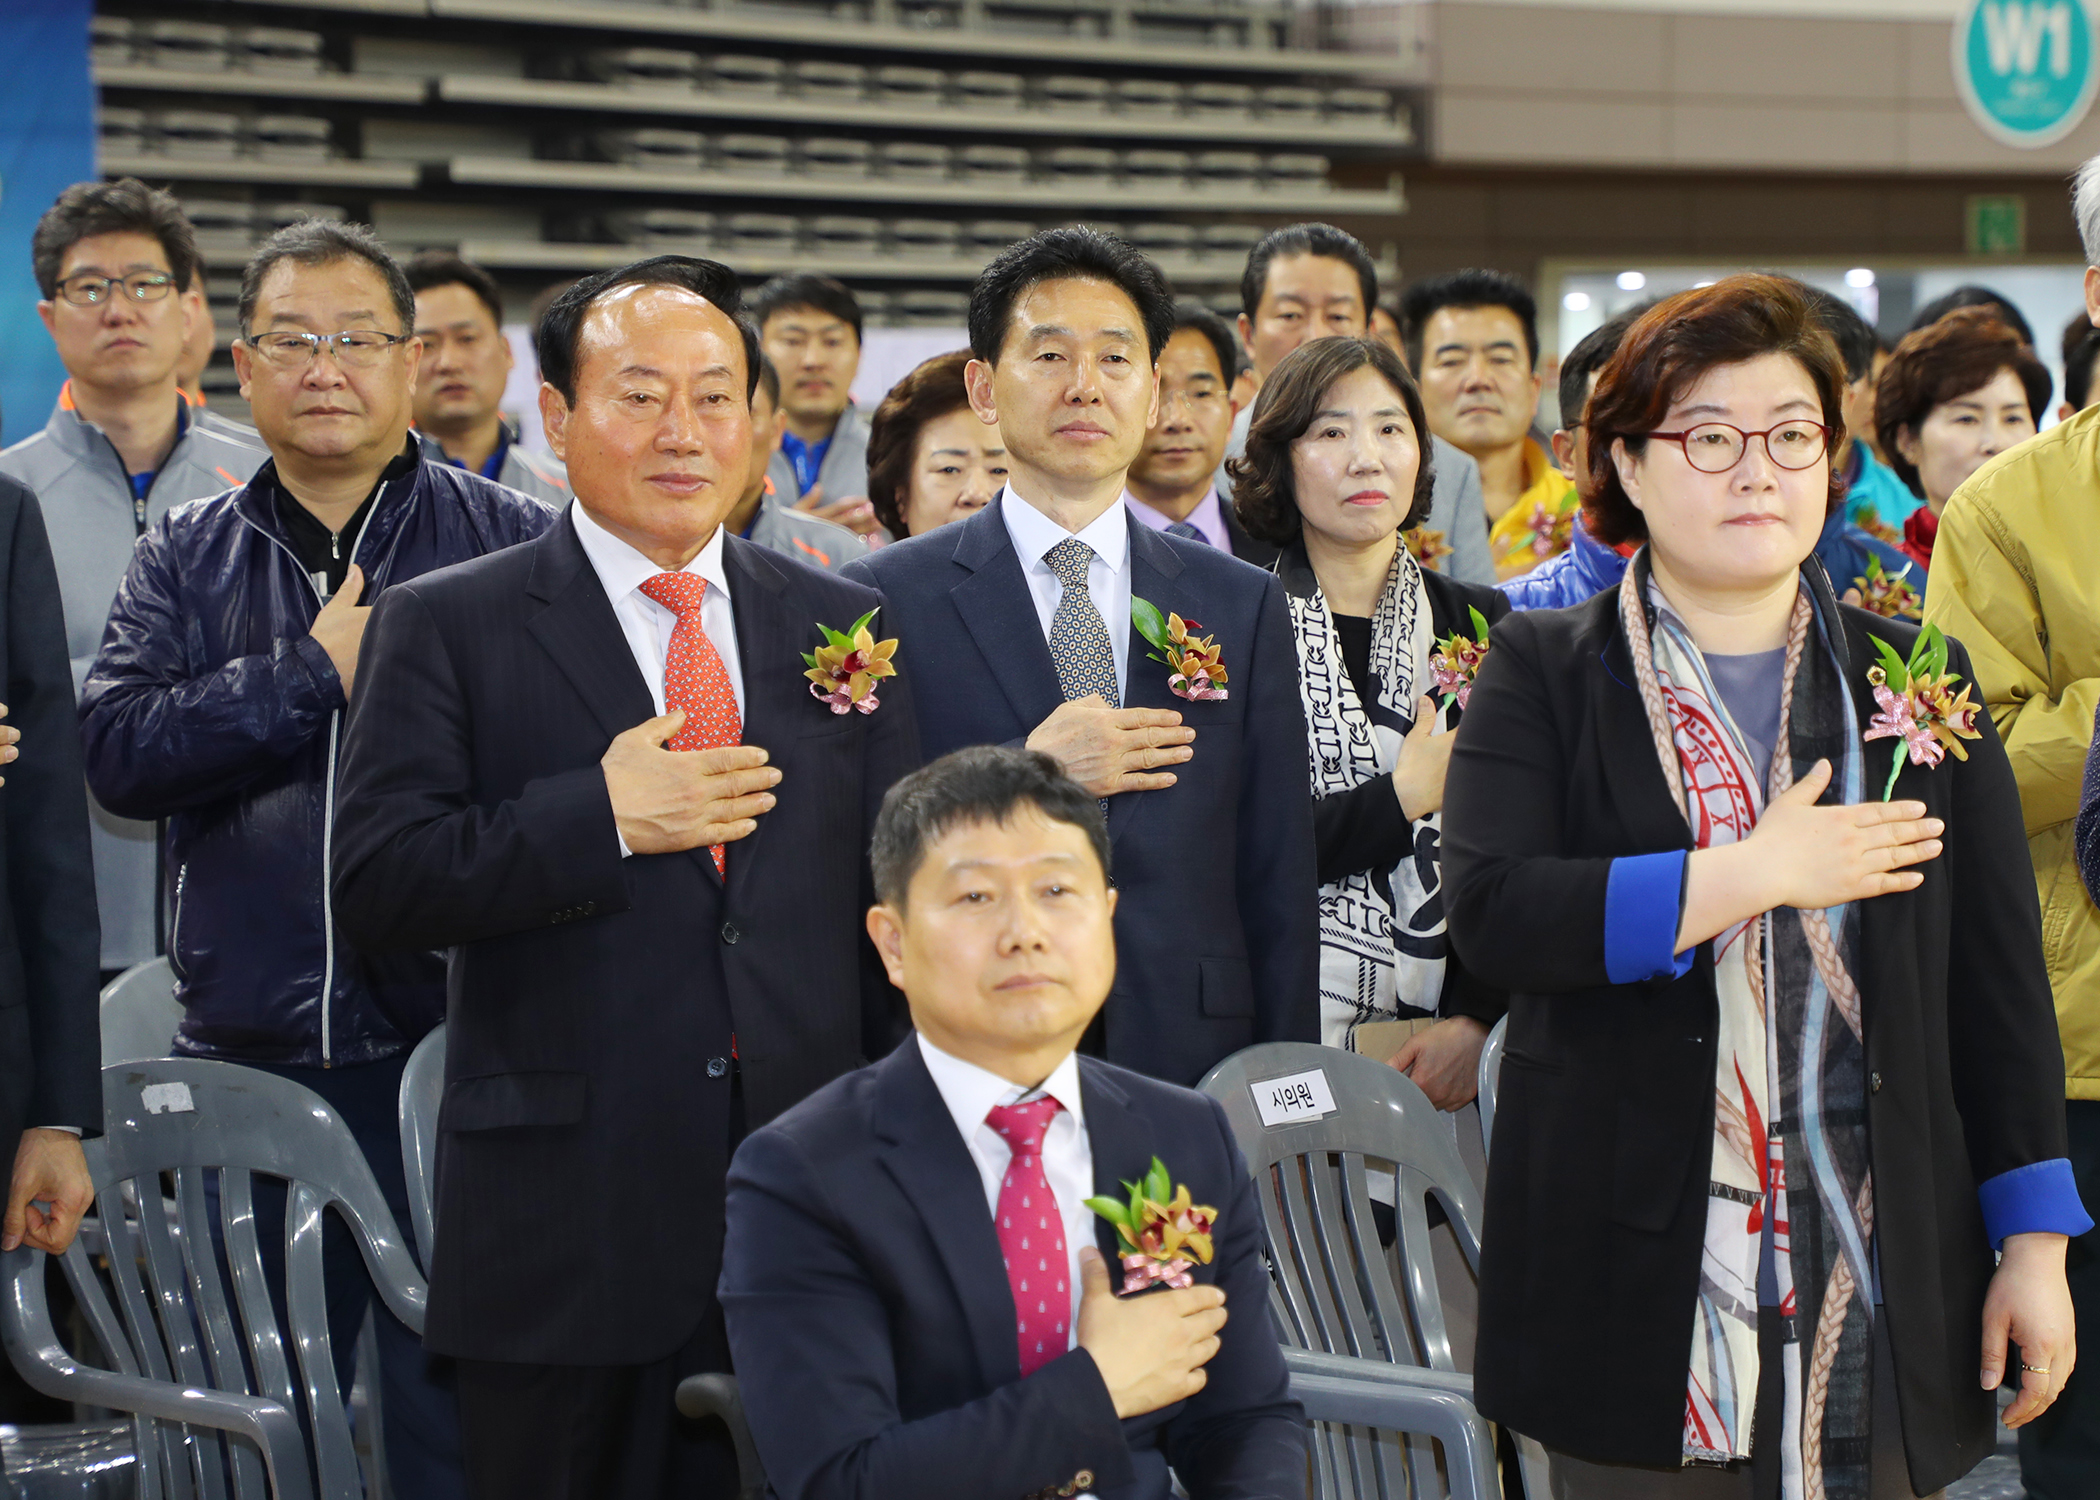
[1871,1071,1883,1093]
[707,1057,729,1079]
[1076,1472,1094,1490]
[721,921,741,944]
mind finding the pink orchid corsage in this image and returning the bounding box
[1133,596,1228,702]
[1863,623,1982,801]
[801,608,898,715]
[1429,605,1493,710]
[1085,1156,1217,1295]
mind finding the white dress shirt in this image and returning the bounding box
[570,502,746,717]
[999,487,1132,700]
[917,1033,1096,1349]
[569,503,745,859]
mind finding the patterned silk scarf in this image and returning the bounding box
[1617,556,1879,1500]
[1284,540,1448,1050]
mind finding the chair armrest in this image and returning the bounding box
[1283,1348,1501,1499]
[674,1373,766,1500]
[0,1247,315,1500]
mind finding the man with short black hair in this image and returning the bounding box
[726,352,866,571]
[1125,304,1270,564]
[722,744,1305,1500]
[1804,287,1917,535]
[753,272,880,537]
[1495,304,1646,612]
[405,250,569,505]
[845,227,1317,1089]
[1400,268,1576,580]
[82,218,555,1499]
[1,178,267,980]
[331,252,917,1498]
[1223,224,1493,584]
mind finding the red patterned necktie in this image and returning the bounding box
[986,1097,1070,1378]
[636,571,741,877]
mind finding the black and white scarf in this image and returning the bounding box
[1283,541,1449,1051]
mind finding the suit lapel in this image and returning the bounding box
[720,535,807,890]
[949,496,1063,734]
[1079,1059,1157,1271]
[524,510,656,745]
[875,1042,1024,1390]
[1109,523,1197,841]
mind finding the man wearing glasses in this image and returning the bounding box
[78,218,554,1500]
[1,180,267,985]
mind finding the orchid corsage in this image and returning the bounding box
[1404,525,1452,569]
[1863,623,1982,800]
[1429,605,1493,711]
[1085,1156,1217,1295]
[1850,554,1922,621]
[1133,597,1228,702]
[801,608,898,714]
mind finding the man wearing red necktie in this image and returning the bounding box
[331,256,919,1500]
[720,745,1305,1500]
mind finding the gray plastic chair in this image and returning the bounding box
[396,1025,444,1274]
[1,1058,428,1500]
[1476,1017,1507,1162]
[1201,1042,1501,1500]
[99,958,181,1067]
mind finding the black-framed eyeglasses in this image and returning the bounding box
[241,330,411,368]
[55,272,176,307]
[1646,421,1832,473]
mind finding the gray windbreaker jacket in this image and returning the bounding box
[0,395,267,968]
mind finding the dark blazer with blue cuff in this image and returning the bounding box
[841,496,1318,1087]
[719,1038,1307,1500]
[1442,571,2086,1491]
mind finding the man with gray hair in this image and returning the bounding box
[78,218,555,1498]
[1922,157,2100,1500]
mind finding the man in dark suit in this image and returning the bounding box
[843,228,1317,1088]
[330,256,919,1500]
[721,745,1305,1500]
[1124,303,1273,567]
[0,473,98,1263]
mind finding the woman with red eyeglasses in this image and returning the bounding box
[1443,274,2085,1500]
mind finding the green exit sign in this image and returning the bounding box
[1966,194,2028,254]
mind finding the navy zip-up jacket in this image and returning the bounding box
[79,448,554,1067]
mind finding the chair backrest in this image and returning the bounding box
[397,1023,445,1273]
[99,958,181,1067]
[1477,1016,1507,1162]
[65,1059,427,1500]
[1201,1043,1486,1500]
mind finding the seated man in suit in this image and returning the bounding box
[721,745,1306,1500]
[843,228,1317,1088]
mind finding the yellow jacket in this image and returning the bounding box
[1923,404,2100,1098]
[1487,439,1580,580]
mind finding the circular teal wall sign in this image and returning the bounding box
[1955,0,2099,148]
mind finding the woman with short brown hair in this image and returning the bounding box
[1873,308,2050,569]
[1444,273,2085,1499]
[862,349,1007,539]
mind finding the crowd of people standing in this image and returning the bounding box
[0,155,2097,1500]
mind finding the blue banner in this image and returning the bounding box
[0,0,95,447]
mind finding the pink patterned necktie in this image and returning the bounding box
[636,571,740,877]
[986,1097,1070,1378]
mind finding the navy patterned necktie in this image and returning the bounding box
[1165,521,1208,544]
[1044,538,1119,707]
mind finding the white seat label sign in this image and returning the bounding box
[1252,1068,1336,1128]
